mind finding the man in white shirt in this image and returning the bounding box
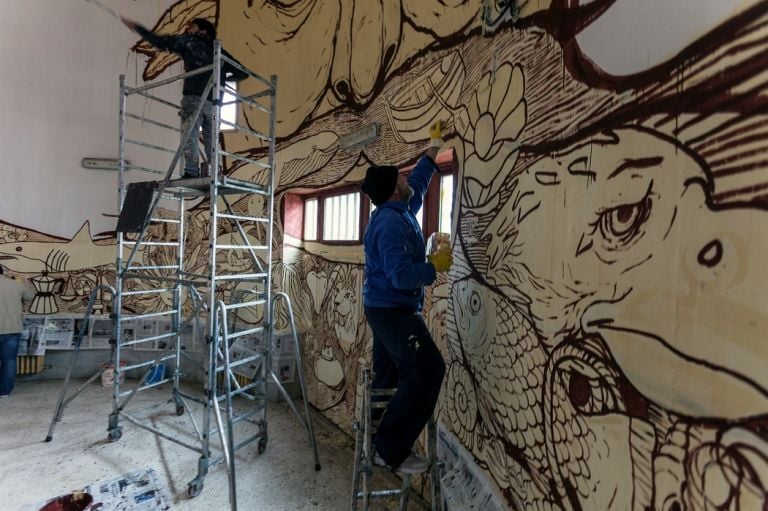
[0,265,35,397]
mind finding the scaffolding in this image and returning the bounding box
[109,41,319,508]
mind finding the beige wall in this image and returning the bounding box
[2,0,768,509]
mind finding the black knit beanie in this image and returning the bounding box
[360,165,398,206]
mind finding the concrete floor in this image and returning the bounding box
[0,379,428,510]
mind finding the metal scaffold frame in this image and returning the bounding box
[107,41,319,509]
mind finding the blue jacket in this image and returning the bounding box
[363,156,438,311]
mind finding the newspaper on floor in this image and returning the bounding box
[437,423,509,511]
[21,467,172,511]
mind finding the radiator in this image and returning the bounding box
[17,355,45,375]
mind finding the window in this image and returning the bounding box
[220,80,238,130]
[438,174,453,234]
[303,198,318,241]
[414,205,424,229]
[323,192,360,241]
[366,152,454,236]
[369,200,423,227]
[286,149,456,245]
[298,189,362,243]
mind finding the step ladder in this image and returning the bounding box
[351,367,443,510]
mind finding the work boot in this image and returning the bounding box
[372,450,429,475]
[181,168,199,179]
[396,453,429,474]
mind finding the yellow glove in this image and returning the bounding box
[428,251,452,273]
[429,120,443,148]
[429,120,442,139]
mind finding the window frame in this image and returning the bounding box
[374,149,457,238]
[219,80,239,132]
[304,183,365,245]
[418,153,458,238]
[289,149,457,246]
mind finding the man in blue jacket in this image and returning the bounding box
[360,121,452,474]
[122,17,248,178]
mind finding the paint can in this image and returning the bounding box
[101,361,126,387]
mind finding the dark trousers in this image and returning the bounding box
[0,333,20,396]
[364,306,445,467]
[180,95,214,175]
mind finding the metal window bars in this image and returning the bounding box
[107,41,319,508]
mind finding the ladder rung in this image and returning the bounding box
[354,489,407,499]
[217,180,269,195]
[121,331,176,347]
[213,273,268,281]
[224,384,265,402]
[224,299,266,310]
[126,275,205,288]
[122,241,180,247]
[219,150,271,169]
[125,138,175,154]
[209,403,266,436]
[215,245,268,250]
[180,271,211,280]
[220,87,270,113]
[219,119,271,142]
[130,89,181,109]
[216,354,264,372]
[217,213,269,223]
[123,354,176,371]
[149,218,181,224]
[124,163,165,175]
[371,388,397,397]
[208,404,264,436]
[122,288,175,297]
[241,88,273,99]
[125,112,181,132]
[124,264,179,271]
[222,176,271,192]
[118,377,171,396]
[230,404,266,425]
[224,326,265,340]
[229,380,265,398]
[120,310,177,321]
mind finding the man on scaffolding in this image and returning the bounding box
[121,17,248,178]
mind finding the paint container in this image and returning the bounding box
[101,362,126,387]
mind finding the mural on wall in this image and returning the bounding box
[439,3,768,510]
[0,222,119,315]
[283,252,369,426]
[4,0,768,509]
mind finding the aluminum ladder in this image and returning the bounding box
[351,367,443,510]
